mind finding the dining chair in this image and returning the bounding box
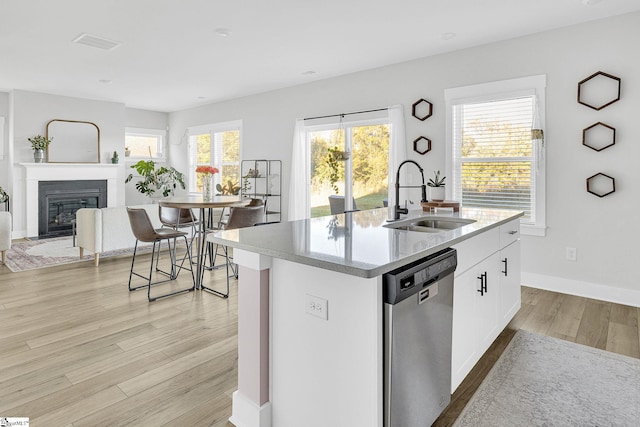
[328,195,358,214]
[127,207,195,301]
[203,204,265,298]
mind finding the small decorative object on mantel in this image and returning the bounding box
[413,136,431,155]
[586,172,615,198]
[582,122,616,152]
[195,165,219,201]
[412,98,433,121]
[111,151,119,164]
[124,146,131,157]
[427,170,446,201]
[577,71,621,111]
[28,135,52,163]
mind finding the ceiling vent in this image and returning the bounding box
[72,33,121,51]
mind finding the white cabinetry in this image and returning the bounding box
[451,219,521,392]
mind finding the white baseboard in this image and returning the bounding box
[229,391,272,427]
[522,272,640,308]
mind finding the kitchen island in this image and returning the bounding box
[207,207,523,427]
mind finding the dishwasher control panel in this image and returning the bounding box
[383,249,457,305]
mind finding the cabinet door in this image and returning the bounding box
[499,240,521,329]
[451,265,480,392]
[452,252,501,392]
[475,252,501,353]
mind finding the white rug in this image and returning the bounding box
[3,236,143,272]
[454,330,640,426]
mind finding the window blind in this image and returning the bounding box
[452,96,535,222]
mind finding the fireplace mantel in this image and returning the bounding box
[19,163,121,237]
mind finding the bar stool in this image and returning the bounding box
[203,204,265,298]
[127,207,195,301]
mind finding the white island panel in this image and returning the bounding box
[271,258,383,427]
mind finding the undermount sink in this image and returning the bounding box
[384,216,476,233]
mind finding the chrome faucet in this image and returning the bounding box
[393,160,427,220]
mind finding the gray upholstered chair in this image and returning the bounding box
[0,212,11,265]
[126,208,195,301]
[328,195,358,214]
[204,205,265,297]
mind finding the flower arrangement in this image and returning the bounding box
[196,165,219,175]
[28,135,52,151]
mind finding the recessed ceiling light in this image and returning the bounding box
[215,28,231,37]
[197,96,207,99]
[301,70,316,76]
[98,79,112,84]
[73,33,121,50]
[582,0,602,5]
[441,32,457,41]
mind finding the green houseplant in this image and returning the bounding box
[27,135,52,163]
[125,160,185,198]
[427,170,446,201]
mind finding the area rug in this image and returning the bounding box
[3,236,144,272]
[454,330,640,426]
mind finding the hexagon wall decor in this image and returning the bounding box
[413,136,431,155]
[582,122,616,152]
[412,98,433,121]
[586,173,615,198]
[577,71,621,111]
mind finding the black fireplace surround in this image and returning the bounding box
[38,180,107,238]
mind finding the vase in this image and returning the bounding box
[202,175,214,201]
[430,186,445,202]
[34,149,45,163]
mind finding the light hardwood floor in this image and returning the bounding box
[2,255,639,426]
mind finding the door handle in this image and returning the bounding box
[502,258,508,276]
[477,272,487,296]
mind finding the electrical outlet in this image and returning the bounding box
[305,294,328,320]
[566,247,577,262]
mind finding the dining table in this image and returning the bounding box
[159,195,248,296]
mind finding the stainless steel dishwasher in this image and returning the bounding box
[383,248,457,427]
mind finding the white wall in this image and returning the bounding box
[0,93,9,204]
[168,12,640,304]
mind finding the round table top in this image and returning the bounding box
[159,195,249,209]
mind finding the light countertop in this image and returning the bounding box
[208,207,523,278]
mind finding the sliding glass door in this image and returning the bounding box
[308,120,389,217]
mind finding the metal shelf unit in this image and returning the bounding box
[241,159,282,222]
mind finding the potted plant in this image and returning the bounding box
[28,135,52,163]
[427,170,446,201]
[325,146,348,194]
[125,160,185,198]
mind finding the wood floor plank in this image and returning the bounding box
[575,299,611,350]
[520,290,564,335]
[31,385,127,427]
[548,295,586,338]
[606,322,640,358]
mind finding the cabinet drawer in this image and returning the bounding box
[499,219,520,248]
[452,227,499,276]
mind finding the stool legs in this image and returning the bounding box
[128,236,196,302]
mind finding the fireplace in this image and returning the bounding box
[38,180,107,238]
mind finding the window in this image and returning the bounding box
[187,121,241,193]
[446,75,546,235]
[307,118,390,217]
[125,127,165,159]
